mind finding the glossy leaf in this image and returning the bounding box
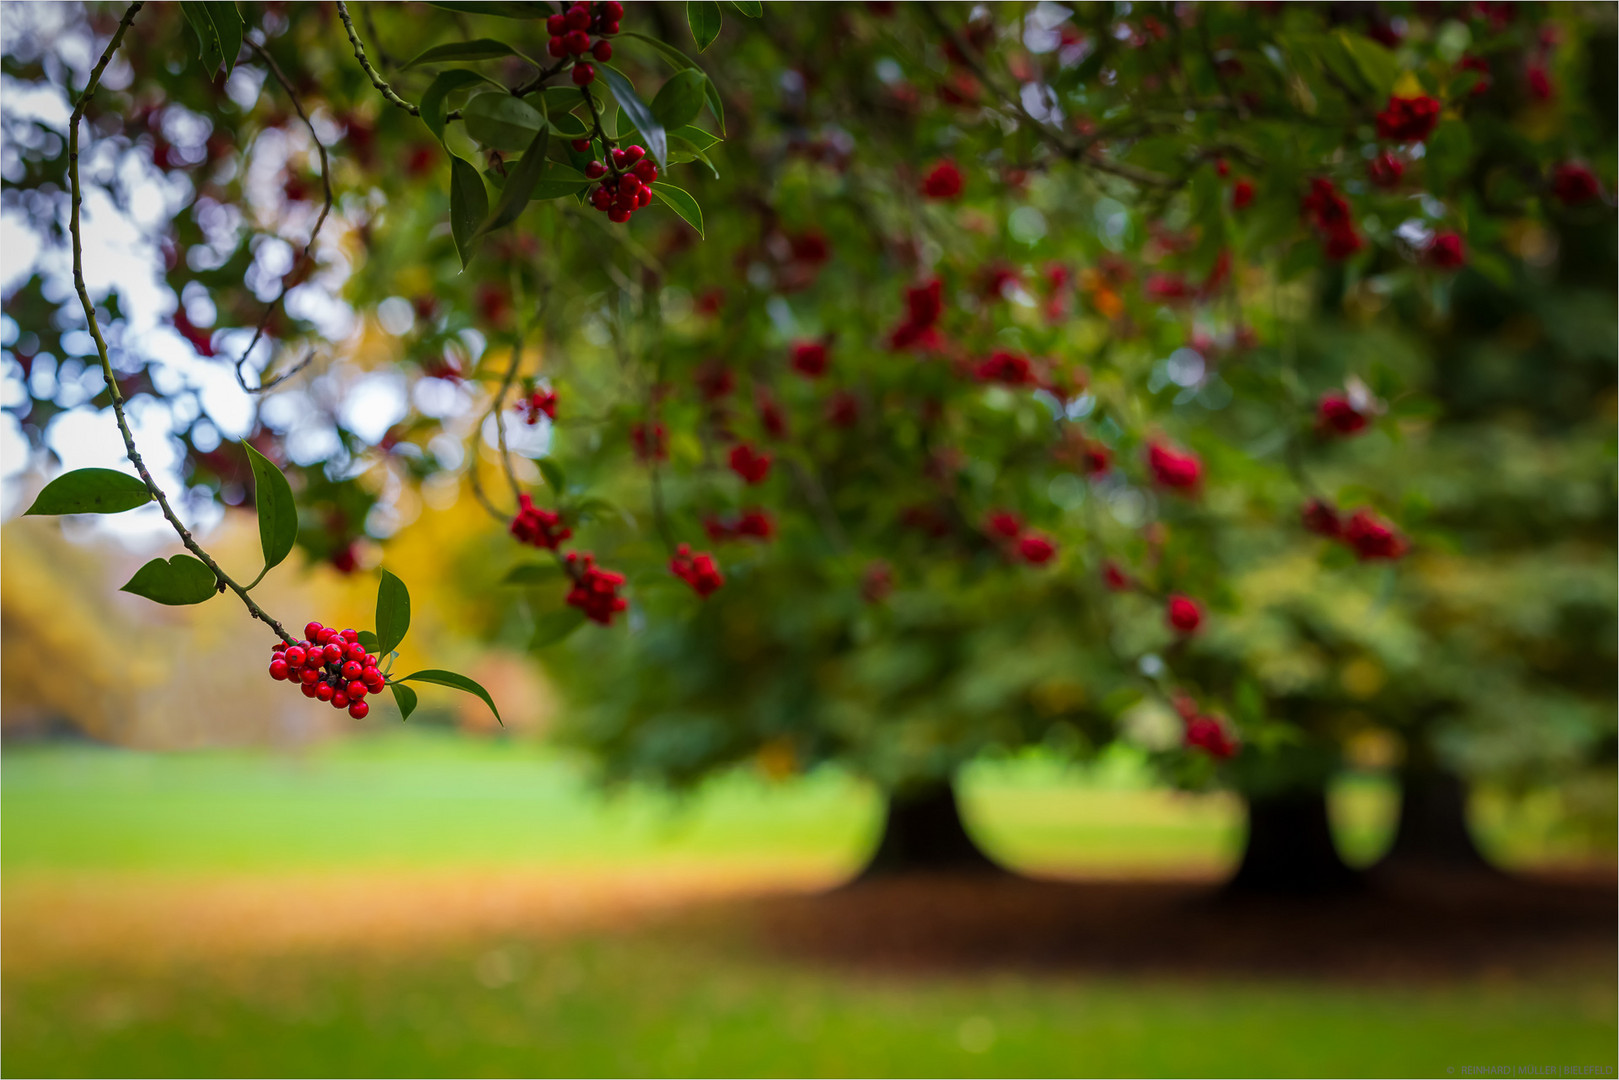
[599,65,667,166]
[420,69,491,142]
[121,554,217,606]
[404,39,520,68]
[25,468,151,516]
[462,92,547,152]
[242,441,296,573]
[726,0,762,14]
[687,0,723,50]
[530,608,586,648]
[651,69,707,129]
[651,182,704,236]
[375,568,411,658]
[670,125,721,151]
[427,0,546,14]
[400,669,502,725]
[178,2,226,74]
[528,163,592,199]
[449,155,488,268]
[357,630,380,653]
[203,2,243,78]
[478,127,551,235]
[389,681,419,722]
[619,31,699,72]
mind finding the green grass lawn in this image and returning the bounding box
[3,733,1613,1077]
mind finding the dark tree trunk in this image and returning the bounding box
[854,780,1006,881]
[1375,767,1498,875]
[1226,787,1361,897]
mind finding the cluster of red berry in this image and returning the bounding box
[1146,441,1203,492]
[669,544,724,597]
[583,145,659,223]
[1302,500,1410,561]
[515,388,557,425]
[704,508,774,543]
[728,443,771,484]
[267,622,385,718]
[1173,694,1237,759]
[975,350,1037,386]
[984,510,1057,565]
[545,1,622,85]
[563,552,628,624]
[888,278,945,351]
[1302,177,1363,261]
[1316,391,1371,436]
[510,493,571,549]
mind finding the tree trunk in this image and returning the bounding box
[1375,767,1498,875]
[1226,787,1361,897]
[854,780,1006,881]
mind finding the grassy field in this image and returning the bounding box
[3,732,1614,1077]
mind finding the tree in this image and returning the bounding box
[3,3,1612,881]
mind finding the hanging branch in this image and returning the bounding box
[69,3,295,643]
[335,0,429,117]
[229,38,334,393]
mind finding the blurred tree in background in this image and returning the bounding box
[2,2,1613,887]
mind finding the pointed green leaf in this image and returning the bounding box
[242,441,296,573]
[703,76,725,134]
[462,91,547,152]
[428,0,548,15]
[357,630,380,653]
[25,468,152,516]
[503,562,565,585]
[528,163,591,199]
[671,125,721,151]
[203,2,243,78]
[651,182,704,236]
[599,65,667,166]
[687,0,723,50]
[389,681,419,721]
[537,458,566,493]
[405,39,520,69]
[477,128,551,236]
[375,568,411,658]
[179,2,225,74]
[121,554,217,606]
[420,69,492,143]
[401,669,501,725]
[727,0,762,15]
[449,155,488,269]
[651,68,707,129]
[619,30,699,72]
[530,607,586,648]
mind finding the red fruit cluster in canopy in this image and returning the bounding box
[1316,392,1369,436]
[1375,94,1442,143]
[585,145,657,223]
[889,278,945,351]
[510,494,571,550]
[631,421,667,462]
[1551,161,1603,205]
[1425,231,1466,270]
[564,552,628,624]
[790,341,829,377]
[1302,178,1362,260]
[1102,561,1132,591]
[1367,150,1405,188]
[705,508,774,543]
[825,390,860,428]
[728,442,772,484]
[546,1,621,76]
[1231,177,1255,210]
[1301,498,1343,538]
[920,158,963,200]
[982,509,1057,566]
[1185,713,1238,758]
[268,623,383,719]
[975,350,1036,386]
[1300,500,1409,561]
[1147,441,1203,492]
[1166,593,1204,635]
[516,388,557,424]
[670,543,724,598]
[1458,54,1492,96]
[172,308,216,357]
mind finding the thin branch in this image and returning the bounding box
[336,0,431,117]
[231,38,333,394]
[70,4,295,644]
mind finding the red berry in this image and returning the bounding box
[547,13,566,33]
[346,643,367,663]
[332,691,350,709]
[284,646,306,667]
[603,19,619,33]
[323,643,343,664]
[603,0,624,20]
[301,682,319,698]
[348,681,368,700]
[565,29,590,53]
[571,138,592,153]
[349,700,370,720]
[301,668,320,685]
[585,161,608,179]
[548,35,568,58]
[591,186,613,210]
[624,144,645,163]
[341,628,358,643]
[316,682,336,702]
[592,39,612,61]
[269,658,290,681]
[635,185,652,208]
[610,147,628,169]
[608,207,632,223]
[342,660,362,680]
[566,4,591,30]
[304,621,323,640]
[1166,594,1204,635]
[572,62,596,85]
[632,159,657,183]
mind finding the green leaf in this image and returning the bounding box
[25,468,151,516]
[651,69,707,129]
[670,125,721,151]
[179,2,225,74]
[1335,30,1397,98]
[357,630,380,652]
[401,669,502,725]
[726,0,762,14]
[703,76,725,134]
[546,110,589,139]
[462,91,547,152]
[375,568,411,658]
[242,441,296,573]
[619,31,699,72]
[404,39,520,69]
[528,163,591,199]
[420,69,491,143]
[427,0,546,14]
[449,155,488,269]
[389,681,419,722]
[599,65,667,166]
[651,182,704,236]
[537,458,566,493]
[477,127,551,235]
[1425,120,1474,190]
[203,2,243,78]
[121,554,217,606]
[530,607,586,648]
[503,562,566,585]
[687,0,723,50]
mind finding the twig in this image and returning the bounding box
[336,0,435,117]
[70,4,295,644]
[231,38,333,393]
